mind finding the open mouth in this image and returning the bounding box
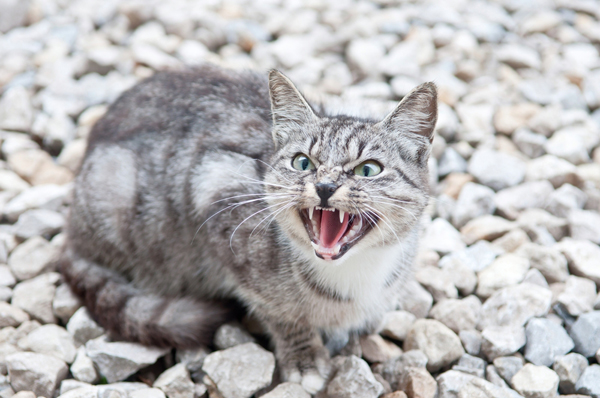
[299,206,376,260]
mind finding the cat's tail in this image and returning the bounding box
[59,248,231,348]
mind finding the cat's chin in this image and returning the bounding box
[299,207,376,261]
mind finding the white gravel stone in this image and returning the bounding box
[0,303,29,329]
[513,128,547,158]
[415,266,458,302]
[175,346,209,374]
[547,184,586,219]
[451,183,496,229]
[461,215,515,245]
[85,335,169,383]
[0,170,29,194]
[17,324,77,363]
[574,364,600,397]
[515,243,568,283]
[480,326,526,361]
[458,377,514,398]
[556,238,600,286]
[476,254,530,299]
[8,236,59,281]
[66,307,105,346]
[327,355,384,398]
[12,209,64,240]
[3,184,71,223]
[436,370,478,398]
[401,280,434,319]
[404,319,464,372]
[524,318,574,367]
[11,272,60,324]
[511,364,559,398]
[202,342,275,398]
[261,382,309,398]
[568,209,600,243]
[423,218,466,255]
[525,155,582,189]
[213,322,255,350]
[0,87,33,132]
[459,329,482,356]
[569,310,600,357]
[430,296,482,333]
[497,44,541,70]
[493,356,523,386]
[552,353,588,394]
[52,284,82,324]
[130,388,166,398]
[360,334,402,363]
[468,150,526,191]
[153,363,194,398]
[379,310,416,341]
[494,181,554,220]
[438,148,468,178]
[452,353,486,378]
[6,352,68,398]
[557,275,597,316]
[70,347,99,384]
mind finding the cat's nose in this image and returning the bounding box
[315,183,338,207]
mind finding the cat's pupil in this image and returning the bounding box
[363,165,371,176]
[301,158,309,170]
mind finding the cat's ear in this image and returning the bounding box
[268,70,316,147]
[380,82,438,143]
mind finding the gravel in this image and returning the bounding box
[404,319,464,372]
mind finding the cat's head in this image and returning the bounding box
[264,70,437,263]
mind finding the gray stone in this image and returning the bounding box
[213,322,255,350]
[0,170,29,193]
[6,352,68,398]
[70,347,99,384]
[438,254,478,296]
[492,229,530,253]
[86,335,169,383]
[468,150,526,191]
[66,307,105,346]
[524,318,574,367]
[514,243,568,283]
[422,218,466,255]
[404,319,464,372]
[401,280,433,319]
[546,184,587,218]
[459,330,482,356]
[568,209,600,244]
[202,343,275,398]
[437,370,478,398]
[493,357,523,386]
[458,378,514,398]
[17,324,77,363]
[545,129,592,165]
[12,209,64,240]
[552,353,588,394]
[8,236,59,281]
[415,266,458,302]
[556,238,600,286]
[481,326,526,362]
[60,379,93,395]
[511,364,559,398]
[346,38,386,77]
[3,184,71,223]
[430,296,482,333]
[522,269,548,288]
[569,311,600,357]
[557,275,597,316]
[11,272,60,324]
[327,355,384,398]
[476,254,530,299]
[525,155,582,189]
[375,349,429,391]
[452,183,496,229]
[379,310,416,341]
[397,366,437,398]
[0,86,33,132]
[479,283,552,329]
[513,128,547,158]
[153,364,194,398]
[52,284,82,324]
[494,181,554,220]
[360,334,402,363]
[175,346,210,373]
[486,365,509,389]
[0,303,29,328]
[130,388,166,398]
[497,44,541,70]
[452,354,486,378]
[439,148,468,178]
[461,215,515,245]
[574,364,600,397]
[261,382,309,398]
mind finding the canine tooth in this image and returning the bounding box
[309,207,314,220]
[334,245,341,255]
[339,210,345,223]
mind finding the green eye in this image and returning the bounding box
[354,160,382,177]
[292,154,315,171]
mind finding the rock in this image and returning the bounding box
[11,272,60,324]
[467,150,526,191]
[456,103,494,143]
[0,303,29,328]
[476,254,530,299]
[360,334,403,363]
[493,357,523,386]
[415,266,458,302]
[458,378,514,398]
[422,218,466,255]
[515,243,568,283]
[85,335,169,383]
[12,392,35,398]
[494,181,554,220]
[8,236,59,281]
[3,184,71,223]
[480,326,526,361]
[130,388,166,398]
[479,283,552,329]
[557,275,597,316]
[328,355,384,398]
[492,229,530,253]
[261,382,310,398]
[6,352,68,397]
[451,183,496,229]
[569,311,600,357]
[397,367,437,398]
[525,155,582,189]
[213,322,255,350]
[176,346,210,374]
[556,238,600,286]
[52,284,82,324]
[574,364,600,397]
[401,281,433,319]
[552,353,588,394]
[0,170,29,193]
[438,254,478,296]
[452,354,486,378]
[375,349,429,391]
[497,44,541,70]
[545,129,592,165]
[568,209,600,243]
[404,319,464,372]
[7,149,73,186]
[524,318,574,367]
[59,379,92,395]
[66,307,105,346]
[12,209,64,240]
[70,347,99,384]
[494,104,541,136]
[438,148,468,177]
[459,330,482,356]
[153,363,194,398]
[382,392,408,398]
[346,38,386,77]
[17,324,77,363]
[511,364,559,398]
[202,342,275,398]
[429,296,482,333]
[0,86,33,132]
[546,184,587,218]
[461,215,515,245]
[436,370,478,398]
[379,311,416,341]
[513,128,547,159]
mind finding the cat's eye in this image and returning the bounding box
[354,160,382,177]
[292,154,315,171]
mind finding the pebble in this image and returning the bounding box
[3,184,71,223]
[480,326,526,361]
[524,318,574,367]
[525,155,582,189]
[552,353,588,394]
[0,87,33,132]
[11,272,60,324]
[438,148,468,178]
[522,269,549,288]
[568,209,600,243]
[397,366,437,398]
[574,364,600,397]
[70,347,99,384]
[66,307,105,346]
[0,302,29,328]
[546,184,587,218]
[511,364,559,398]
[401,280,434,319]
[461,215,515,245]
[515,243,568,283]
[467,150,526,191]
[458,378,514,398]
[512,128,547,159]
[85,335,170,383]
[261,382,310,398]
[493,104,541,136]
[557,275,597,316]
[556,238,600,286]
[422,218,466,255]
[52,284,82,324]
[153,363,194,398]
[494,181,554,220]
[202,343,275,398]
[493,357,523,386]
[213,322,255,350]
[6,352,68,398]
[17,324,77,363]
[459,330,482,356]
[379,310,417,341]
[12,209,64,240]
[415,266,458,302]
[8,236,59,281]
[476,254,530,299]
[429,296,482,333]
[436,370,477,398]
[452,354,486,378]
[360,334,403,363]
[403,319,464,372]
[451,182,496,229]
[568,310,600,357]
[0,170,29,193]
[327,355,384,398]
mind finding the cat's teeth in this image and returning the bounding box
[339,210,345,223]
[334,245,341,255]
[308,207,314,220]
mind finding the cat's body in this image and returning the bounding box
[60,65,436,392]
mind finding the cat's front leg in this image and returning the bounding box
[265,319,331,394]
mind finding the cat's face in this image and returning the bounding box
[264,71,437,263]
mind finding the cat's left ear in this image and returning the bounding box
[268,70,316,148]
[379,82,438,143]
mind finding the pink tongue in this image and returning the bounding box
[320,210,349,248]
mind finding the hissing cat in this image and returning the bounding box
[60,64,437,393]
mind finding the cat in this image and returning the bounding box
[59,64,437,393]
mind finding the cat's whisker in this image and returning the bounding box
[251,201,296,237]
[368,198,418,222]
[210,192,291,206]
[363,204,403,246]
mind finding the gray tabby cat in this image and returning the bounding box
[60,64,437,393]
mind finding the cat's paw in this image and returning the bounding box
[280,346,331,394]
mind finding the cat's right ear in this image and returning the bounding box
[268,70,316,148]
